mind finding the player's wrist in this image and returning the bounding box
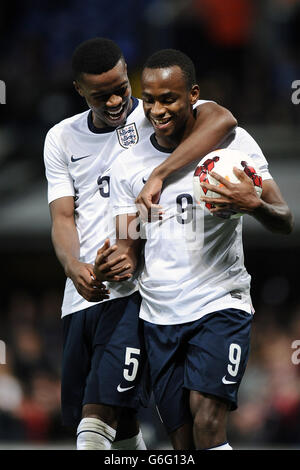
[151,164,169,181]
[249,196,264,214]
[64,256,80,278]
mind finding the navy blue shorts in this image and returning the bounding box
[143,308,252,433]
[61,292,148,426]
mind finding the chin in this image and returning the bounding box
[156,129,175,140]
[109,116,127,128]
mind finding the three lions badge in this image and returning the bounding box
[117,123,139,148]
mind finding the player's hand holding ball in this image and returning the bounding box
[193,149,263,219]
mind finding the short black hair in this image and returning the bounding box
[142,49,197,89]
[72,37,124,81]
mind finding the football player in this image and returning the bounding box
[94,48,293,450]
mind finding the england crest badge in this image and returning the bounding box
[117,123,139,148]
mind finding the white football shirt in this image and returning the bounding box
[110,126,273,325]
[44,97,152,317]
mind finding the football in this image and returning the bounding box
[193,148,263,219]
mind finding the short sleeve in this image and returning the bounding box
[236,128,272,181]
[43,128,75,204]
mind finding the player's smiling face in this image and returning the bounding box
[141,66,199,148]
[75,59,132,128]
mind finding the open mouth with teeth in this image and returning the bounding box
[151,116,172,130]
[105,103,128,123]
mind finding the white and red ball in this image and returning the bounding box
[193,148,263,219]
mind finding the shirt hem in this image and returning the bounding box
[61,288,138,318]
[139,302,253,325]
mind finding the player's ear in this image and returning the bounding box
[73,80,84,97]
[190,84,200,105]
[122,59,128,76]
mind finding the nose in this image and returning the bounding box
[151,101,166,117]
[106,94,122,108]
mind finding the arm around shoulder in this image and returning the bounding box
[152,101,237,180]
[135,102,237,212]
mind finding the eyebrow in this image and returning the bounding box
[90,81,128,97]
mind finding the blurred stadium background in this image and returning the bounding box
[0,0,299,450]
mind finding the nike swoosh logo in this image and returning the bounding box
[117,384,135,393]
[222,376,237,385]
[142,177,147,184]
[71,154,92,162]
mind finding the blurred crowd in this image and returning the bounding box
[0,289,71,444]
[1,0,300,124]
[0,0,299,449]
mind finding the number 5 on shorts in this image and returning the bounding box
[227,343,241,377]
[123,347,140,382]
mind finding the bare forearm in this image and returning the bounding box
[252,200,294,234]
[49,198,109,301]
[51,221,80,276]
[116,213,142,274]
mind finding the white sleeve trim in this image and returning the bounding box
[48,189,75,205]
